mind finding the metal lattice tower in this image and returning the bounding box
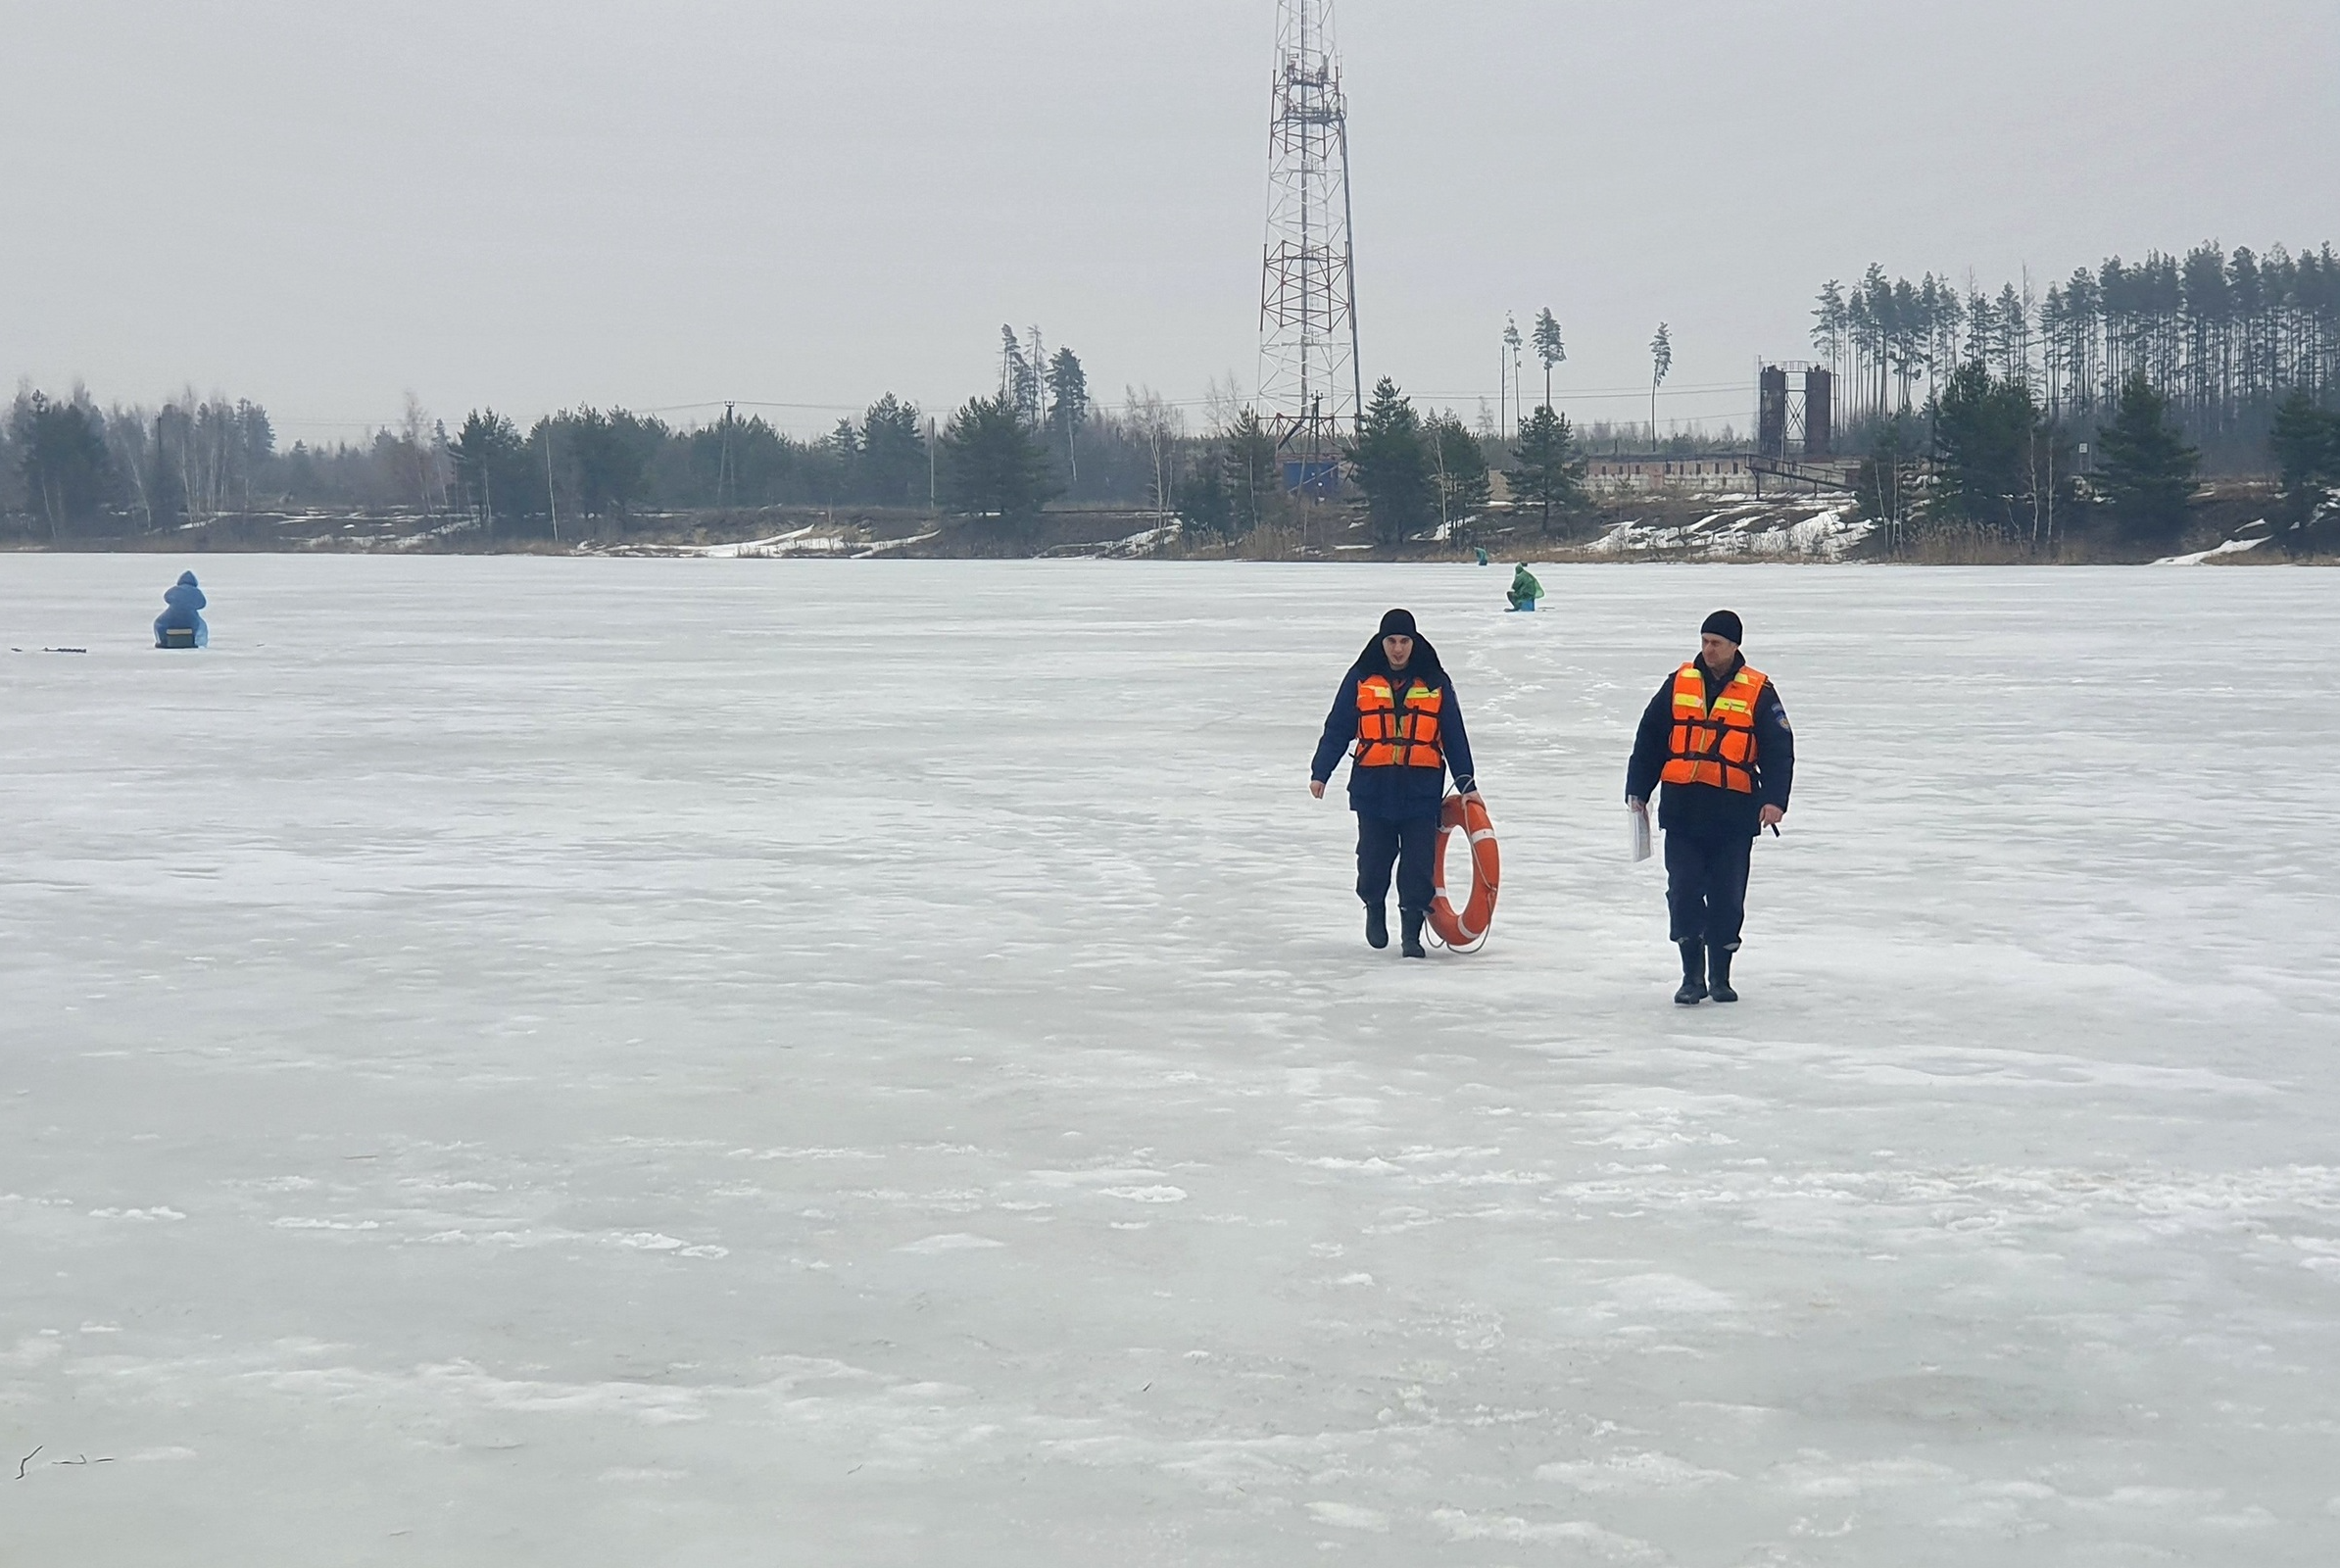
[1258,0,1361,471]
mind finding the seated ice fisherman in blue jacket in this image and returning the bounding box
[154,571,208,648]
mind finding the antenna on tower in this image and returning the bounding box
[1258,0,1361,494]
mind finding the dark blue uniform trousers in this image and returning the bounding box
[1357,811,1440,913]
[1664,824,1753,948]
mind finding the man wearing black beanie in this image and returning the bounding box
[1310,608,1482,958]
[1624,610,1794,1004]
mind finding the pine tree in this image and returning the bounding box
[11,393,111,540]
[450,410,526,534]
[1425,412,1490,528]
[1811,279,1847,380]
[1343,377,1434,547]
[813,416,859,507]
[858,394,926,506]
[2269,389,2338,526]
[1045,348,1089,482]
[1929,363,2067,543]
[1045,350,1088,431]
[1221,407,1283,537]
[999,326,1043,426]
[1853,414,1924,550]
[1501,316,1524,437]
[2095,372,2200,542]
[1179,458,1233,540]
[1648,323,1673,446]
[1532,308,1566,411]
[579,409,664,522]
[939,393,1058,537]
[1503,405,1587,530]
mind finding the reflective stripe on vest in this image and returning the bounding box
[1355,674,1444,769]
[1660,662,1765,794]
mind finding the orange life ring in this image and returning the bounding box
[1428,793,1499,949]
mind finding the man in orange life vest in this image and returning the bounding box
[1626,610,1794,1004]
[1310,609,1481,959]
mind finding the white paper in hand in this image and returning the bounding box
[1629,803,1652,862]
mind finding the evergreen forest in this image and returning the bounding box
[1814,240,2340,556]
[1813,242,2340,466]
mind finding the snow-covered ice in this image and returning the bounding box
[4,557,2337,1565]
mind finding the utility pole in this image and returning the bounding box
[545,425,560,544]
[1506,314,1523,432]
[1649,322,1673,450]
[2045,428,2056,556]
[718,401,736,511]
[1026,326,1045,426]
[1497,336,1507,444]
[1434,422,1449,538]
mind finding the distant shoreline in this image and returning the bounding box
[7,481,2315,564]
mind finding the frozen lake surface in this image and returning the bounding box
[4,557,2337,1565]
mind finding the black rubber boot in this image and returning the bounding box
[1707,944,1737,1003]
[1364,903,1389,950]
[1673,939,1707,1004]
[1400,908,1428,959]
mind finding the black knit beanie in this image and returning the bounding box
[1355,609,1440,681]
[1700,610,1743,644]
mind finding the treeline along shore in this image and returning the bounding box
[11,241,2340,563]
[1810,240,2340,561]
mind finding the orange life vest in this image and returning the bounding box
[1355,673,1445,770]
[1661,662,1766,794]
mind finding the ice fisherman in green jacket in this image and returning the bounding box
[1506,564,1544,612]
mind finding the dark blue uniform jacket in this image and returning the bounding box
[1312,659,1479,820]
[1625,653,1794,837]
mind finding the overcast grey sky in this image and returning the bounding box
[4,0,2335,440]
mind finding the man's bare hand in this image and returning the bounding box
[1309,778,1326,800]
[1759,805,1785,827]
